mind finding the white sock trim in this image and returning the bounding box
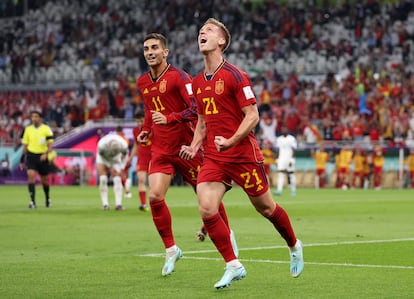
[226,259,242,268]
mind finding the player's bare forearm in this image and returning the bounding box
[127,143,137,163]
[151,110,167,125]
[191,115,206,149]
[227,104,259,147]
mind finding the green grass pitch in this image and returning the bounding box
[0,185,413,299]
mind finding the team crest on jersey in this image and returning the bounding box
[159,79,167,93]
[215,79,224,95]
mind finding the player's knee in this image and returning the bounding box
[149,192,164,202]
[99,175,108,186]
[113,176,122,186]
[255,205,274,218]
[198,202,218,218]
[251,197,275,217]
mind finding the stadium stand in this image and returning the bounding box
[0,0,413,188]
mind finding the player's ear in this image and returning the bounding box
[163,48,169,58]
[218,37,226,48]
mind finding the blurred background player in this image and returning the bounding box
[260,139,277,187]
[20,110,54,208]
[1,153,11,177]
[312,143,329,189]
[337,143,353,190]
[371,144,384,190]
[127,112,151,211]
[362,151,372,189]
[96,133,129,210]
[352,147,367,189]
[274,125,297,196]
[115,125,132,198]
[334,147,341,188]
[405,148,414,188]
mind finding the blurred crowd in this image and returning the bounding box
[0,0,414,149]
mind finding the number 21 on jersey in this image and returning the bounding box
[203,97,218,115]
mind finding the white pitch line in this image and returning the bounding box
[137,238,414,270]
[139,237,414,255]
[237,237,414,252]
[137,254,414,270]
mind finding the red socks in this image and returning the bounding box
[200,201,230,237]
[218,201,229,227]
[266,204,297,247]
[139,191,147,206]
[150,199,174,248]
[202,212,235,262]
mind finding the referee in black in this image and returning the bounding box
[20,111,54,208]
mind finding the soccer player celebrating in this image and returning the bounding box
[136,33,235,277]
[180,18,304,289]
[96,133,129,210]
[20,110,54,208]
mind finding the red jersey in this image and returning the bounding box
[192,60,263,162]
[132,127,151,170]
[137,65,197,155]
[132,127,152,153]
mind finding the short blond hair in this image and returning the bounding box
[203,18,231,52]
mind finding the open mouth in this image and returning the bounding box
[200,38,207,44]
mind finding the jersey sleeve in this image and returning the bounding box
[291,136,298,150]
[234,72,256,109]
[166,72,197,124]
[137,86,153,133]
[21,127,29,145]
[46,125,54,142]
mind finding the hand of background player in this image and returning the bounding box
[214,136,232,152]
[179,145,196,160]
[151,110,167,125]
[137,131,149,144]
